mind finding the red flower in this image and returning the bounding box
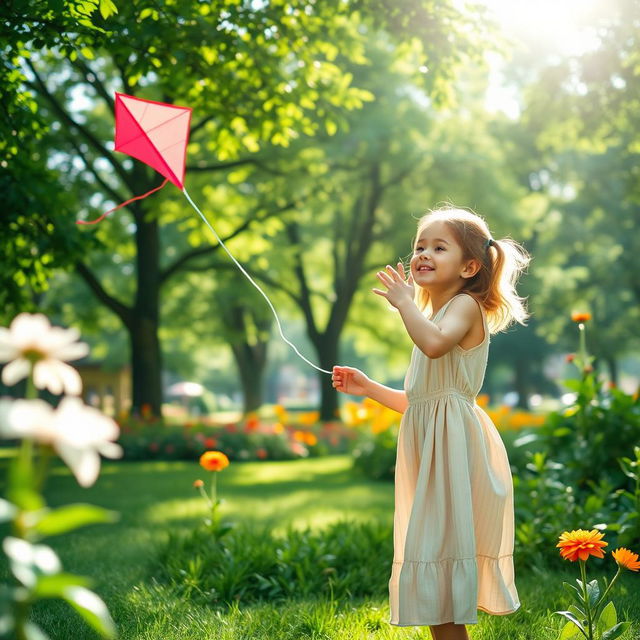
[566,353,576,363]
[205,437,217,448]
[256,448,268,459]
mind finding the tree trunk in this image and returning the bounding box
[231,340,268,414]
[130,315,163,416]
[605,356,618,385]
[314,331,340,421]
[513,356,530,410]
[130,209,163,417]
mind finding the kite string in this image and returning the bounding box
[182,188,332,376]
[76,179,170,225]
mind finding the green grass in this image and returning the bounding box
[1,454,639,639]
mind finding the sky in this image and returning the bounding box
[477,0,608,117]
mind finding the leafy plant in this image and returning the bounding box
[0,313,120,639]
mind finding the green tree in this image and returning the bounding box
[10,0,489,417]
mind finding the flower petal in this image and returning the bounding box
[55,443,100,488]
[1,358,31,387]
[0,328,20,362]
[33,360,63,396]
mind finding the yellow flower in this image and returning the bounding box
[199,451,230,472]
[298,411,319,426]
[612,547,640,572]
[557,529,608,562]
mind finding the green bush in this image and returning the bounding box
[157,519,393,609]
[350,427,397,482]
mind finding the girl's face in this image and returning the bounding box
[410,221,471,288]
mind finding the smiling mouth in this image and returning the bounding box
[417,266,434,272]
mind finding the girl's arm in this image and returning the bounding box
[332,366,407,414]
[364,378,408,414]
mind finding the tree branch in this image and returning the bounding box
[74,261,132,328]
[66,135,128,205]
[159,199,298,285]
[285,221,320,341]
[183,260,305,305]
[25,59,134,190]
[68,58,115,112]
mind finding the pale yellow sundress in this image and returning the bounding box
[388,292,520,626]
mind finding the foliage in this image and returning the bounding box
[513,318,640,570]
[524,319,640,493]
[158,518,393,609]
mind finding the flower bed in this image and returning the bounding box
[117,411,358,462]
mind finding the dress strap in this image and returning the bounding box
[432,293,466,320]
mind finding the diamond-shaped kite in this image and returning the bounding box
[114,92,191,189]
[77,92,331,375]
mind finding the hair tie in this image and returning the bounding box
[484,237,495,250]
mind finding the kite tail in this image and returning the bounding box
[182,188,332,376]
[77,179,170,225]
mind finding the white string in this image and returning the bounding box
[182,188,332,375]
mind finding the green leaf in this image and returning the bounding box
[33,504,119,537]
[601,622,631,640]
[33,573,93,598]
[562,581,586,607]
[596,601,617,635]
[558,620,584,640]
[61,587,116,639]
[586,579,600,607]
[99,0,117,19]
[554,611,586,634]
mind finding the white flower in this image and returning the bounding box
[0,313,89,396]
[0,397,122,487]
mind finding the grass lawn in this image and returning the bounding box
[1,454,638,639]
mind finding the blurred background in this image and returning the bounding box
[3,0,639,423]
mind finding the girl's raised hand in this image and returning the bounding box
[332,366,370,397]
[372,262,414,310]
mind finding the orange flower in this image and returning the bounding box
[571,312,592,323]
[199,450,230,472]
[557,529,608,562]
[245,414,260,431]
[193,479,204,488]
[566,353,576,363]
[612,547,640,572]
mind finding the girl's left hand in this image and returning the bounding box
[372,262,414,309]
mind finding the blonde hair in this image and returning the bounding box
[411,206,531,334]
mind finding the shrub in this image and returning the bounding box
[157,519,393,609]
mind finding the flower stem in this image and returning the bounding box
[579,560,594,640]
[594,567,622,615]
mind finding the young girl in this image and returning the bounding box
[332,207,530,640]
